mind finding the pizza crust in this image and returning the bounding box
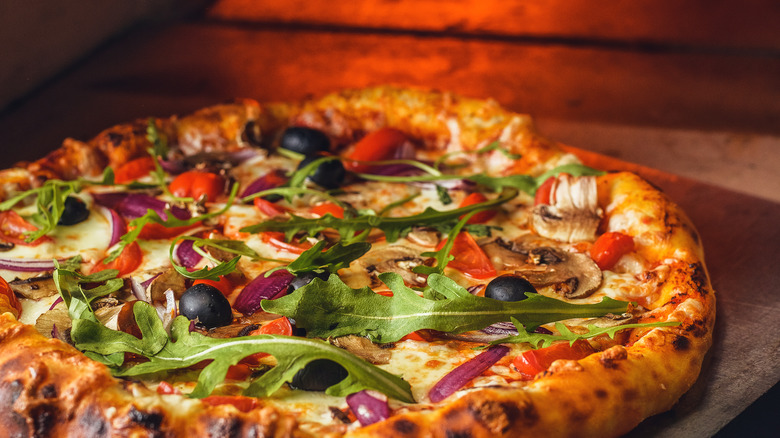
[0,86,714,437]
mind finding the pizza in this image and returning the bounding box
[0,86,714,437]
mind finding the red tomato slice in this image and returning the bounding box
[534,176,557,206]
[590,232,635,270]
[253,197,288,216]
[114,156,156,184]
[225,364,253,380]
[260,231,313,254]
[436,232,496,279]
[93,242,143,276]
[458,192,496,224]
[194,276,235,296]
[240,317,293,366]
[311,202,345,219]
[0,211,52,246]
[169,171,224,202]
[345,127,408,172]
[200,395,259,413]
[0,276,22,318]
[134,221,200,240]
[513,340,595,380]
[400,331,426,342]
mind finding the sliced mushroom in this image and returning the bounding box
[517,251,602,299]
[9,275,59,300]
[95,303,123,330]
[330,335,391,365]
[532,174,602,243]
[406,227,441,248]
[343,245,428,288]
[147,269,187,303]
[35,304,71,339]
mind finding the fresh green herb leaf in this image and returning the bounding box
[169,235,274,280]
[435,185,452,205]
[261,272,629,344]
[288,156,338,189]
[413,211,477,277]
[0,179,83,242]
[279,240,372,275]
[71,302,414,402]
[53,258,123,322]
[486,318,680,349]
[241,187,518,243]
[377,192,420,216]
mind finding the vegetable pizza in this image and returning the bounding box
[0,87,715,437]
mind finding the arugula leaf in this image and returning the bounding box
[0,179,83,242]
[413,210,478,277]
[53,258,123,322]
[261,272,629,344]
[241,188,518,243]
[486,318,681,349]
[468,163,605,194]
[71,302,414,402]
[169,235,272,280]
[435,185,452,205]
[280,240,372,275]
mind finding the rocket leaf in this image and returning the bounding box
[71,301,414,403]
[261,272,630,344]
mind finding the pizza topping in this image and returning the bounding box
[114,156,157,184]
[0,210,53,246]
[345,127,411,173]
[57,196,90,225]
[290,358,349,391]
[179,283,233,329]
[0,256,61,272]
[589,231,635,271]
[531,174,602,243]
[9,275,59,300]
[436,231,497,280]
[280,126,332,156]
[101,207,126,247]
[428,345,509,402]
[241,169,288,199]
[330,335,391,365]
[168,171,225,202]
[262,272,629,343]
[346,390,391,426]
[233,270,295,316]
[297,154,347,189]
[512,340,594,380]
[516,251,603,299]
[484,275,535,302]
[0,276,22,318]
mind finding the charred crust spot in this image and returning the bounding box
[673,334,690,351]
[688,263,709,295]
[684,320,707,338]
[469,401,520,434]
[206,417,241,438]
[623,388,639,402]
[236,324,261,337]
[79,407,109,438]
[31,404,58,436]
[392,419,418,434]
[128,406,163,430]
[40,384,57,399]
[595,389,608,399]
[329,407,351,424]
[446,431,472,438]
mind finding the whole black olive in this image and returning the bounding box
[290,359,348,391]
[280,127,331,156]
[179,284,233,329]
[57,196,90,226]
[484,275,536,302]
[297,154,345,189]
[288,270,330,293]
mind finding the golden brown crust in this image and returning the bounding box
[0,86,715,437]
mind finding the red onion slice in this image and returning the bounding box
[174,239,202,268]
[480,322,519,336]
[346,390,390,426]
[91,192,128,210]
[101,207,126,247]
[0,258,60,272]
[117,194,191,221]
[428,345,509,403]
[233,270,294,315]
[240,170,288,199]
[49,297,63,311]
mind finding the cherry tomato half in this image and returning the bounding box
[513,340,595,380]
[436,231,497,279]
[345,128,408,172]
[311,202,345,219]
[0,211,52,246]
[458,192,496,224]
[169,171,224,202]
[260,232,313,254]
[239,317,294,366]
[534,176,557,206]
[93,242,143,277]
[114,157,156,184]
[253,198,288,217]
[193,276,235,297]
[590,232,635,270]
[134,222,200,240]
